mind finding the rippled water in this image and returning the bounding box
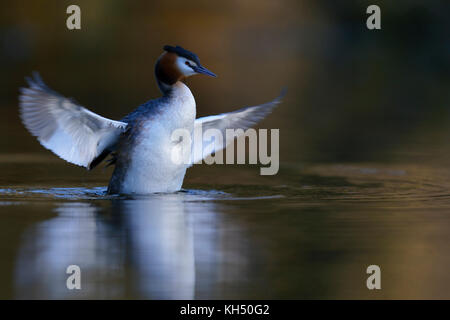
[1,155,450,299]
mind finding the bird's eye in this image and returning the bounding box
[185,61,191,66]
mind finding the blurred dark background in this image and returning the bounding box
[1,0,449,164]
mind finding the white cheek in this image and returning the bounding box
[175,58,196,76]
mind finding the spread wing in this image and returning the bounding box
[191,90,285,164]
[19,72,128,169]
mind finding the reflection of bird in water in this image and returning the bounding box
[13,194,220,299]
[19,45,283,194]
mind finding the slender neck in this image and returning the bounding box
[156,78,174,96]
[156,81,196,125]
[154,52,184,96]
[159,80,191,98]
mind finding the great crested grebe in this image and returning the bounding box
[19,45,283,194]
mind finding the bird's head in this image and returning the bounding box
[155,45,216,92]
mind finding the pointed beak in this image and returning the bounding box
[193,65,217,77]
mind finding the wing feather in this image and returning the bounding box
[191,90,285,164]
[19,72,128,168]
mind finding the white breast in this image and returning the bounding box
[116,82,196,194]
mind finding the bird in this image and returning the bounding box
[19,45,283,194]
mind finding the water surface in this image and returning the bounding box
[1,155,450,299]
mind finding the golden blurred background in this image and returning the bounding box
[1,0,448,165]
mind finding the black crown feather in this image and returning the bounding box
[163,45,201,65]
